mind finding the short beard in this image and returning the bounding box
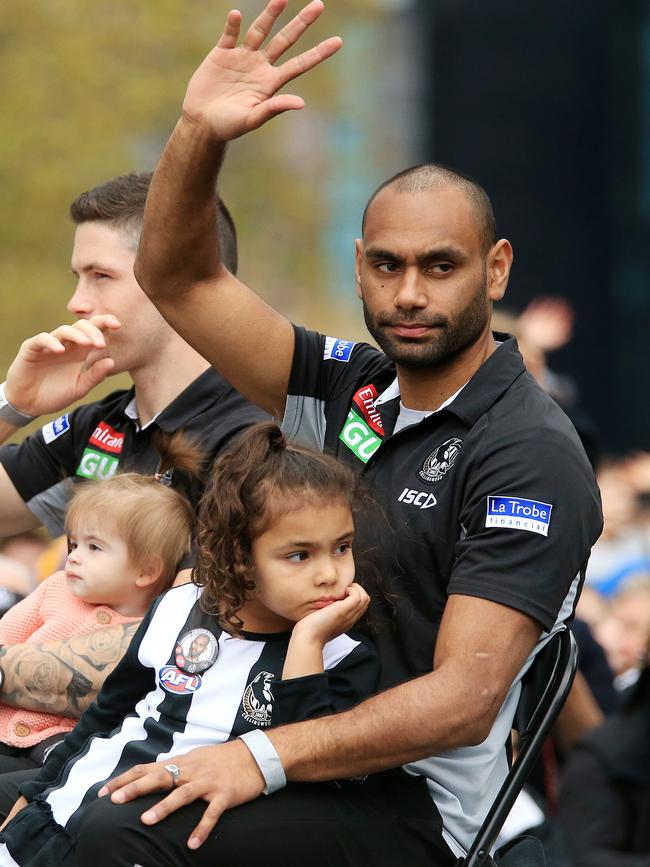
[362,280,491,370]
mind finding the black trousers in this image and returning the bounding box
[0,770,34,823]
[70,771,456,867]
[0,740,64,823]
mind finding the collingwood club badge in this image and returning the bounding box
[175,628,219,675]
[242,671,275,727]
[418,437,463,484]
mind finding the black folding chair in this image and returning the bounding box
[459,628,579,867]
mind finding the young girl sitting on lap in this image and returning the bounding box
[0,423,386,866]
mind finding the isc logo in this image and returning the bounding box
[397,488,438,510]
[159,665,202,694]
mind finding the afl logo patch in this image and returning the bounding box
[418,437,463,484]
[159,665,202,695]
[175,628,219,674]
[242,671,275,727]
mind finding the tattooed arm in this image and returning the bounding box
[0,622,140,717]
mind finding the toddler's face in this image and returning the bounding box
[65,524,144,615]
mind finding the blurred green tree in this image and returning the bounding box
[0,0,412,442]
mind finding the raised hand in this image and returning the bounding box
[518,296,575,353]
[5,315,120,417]
[182,0,342,141]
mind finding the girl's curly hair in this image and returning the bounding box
[193,422,366,633]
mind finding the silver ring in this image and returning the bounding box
[164,763,181,787]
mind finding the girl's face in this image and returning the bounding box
[243,498,356,632]
[65,522,150,616]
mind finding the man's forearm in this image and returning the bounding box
[269,597,542,782]
[135,117,226,297]
[0,622,140,717]
[269,663,496,782]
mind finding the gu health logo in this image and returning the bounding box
[76,420,125,480]
[339,408,382,464]
[75,449,120,481]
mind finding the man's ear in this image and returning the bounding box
[487,238,513,303]
[135,555,164,589]
[354,239,363,300]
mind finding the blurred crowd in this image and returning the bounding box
[0,533,52,617]
[493,296,650,866]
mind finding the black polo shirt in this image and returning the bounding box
[284,327,602,687]
[0,368,268,536]
[283,326,602,854]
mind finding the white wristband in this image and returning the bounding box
[0,382,35,428]
[238,729,287,795]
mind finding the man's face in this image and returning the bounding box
[189,634,210,660]
[68,222,171,375]
[355,186,505,370]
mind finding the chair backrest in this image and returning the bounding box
[461,628,579,867]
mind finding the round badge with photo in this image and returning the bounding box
[174,627,219,675]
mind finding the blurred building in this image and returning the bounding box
[413,0,650,452]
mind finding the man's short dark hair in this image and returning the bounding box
[70,172,238,274]
[362,164,497,255]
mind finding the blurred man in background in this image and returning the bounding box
[0,172,266,816]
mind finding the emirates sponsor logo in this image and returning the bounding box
[89,421,124,454]
[351,385,383,436]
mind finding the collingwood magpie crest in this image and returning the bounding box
[242,671,275,727]
[418,437,463,484]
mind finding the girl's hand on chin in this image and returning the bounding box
[293,583,370,644]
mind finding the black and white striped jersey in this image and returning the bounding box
[0,583,378,866]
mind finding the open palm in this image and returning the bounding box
[182,0,342,141]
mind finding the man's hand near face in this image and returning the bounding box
[4,315,121,420]
[0,315,122,534]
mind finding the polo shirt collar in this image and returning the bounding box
[446,334,526,425]
[375,378,400,406]
[123,367,231,433]
[124,397,159,432]
[373,333,525,427]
